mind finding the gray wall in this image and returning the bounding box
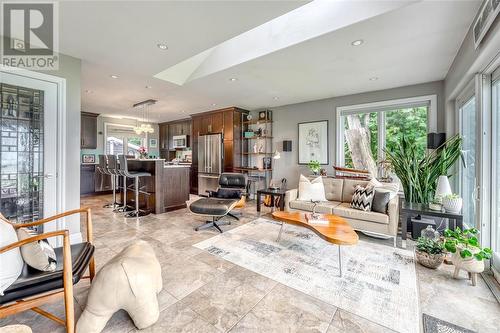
[38,54,82,241]
[269,81,444,188]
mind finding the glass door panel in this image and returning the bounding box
[0,83,44,223]
[459,96,477,229]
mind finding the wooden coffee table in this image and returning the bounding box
[272,211,358,277]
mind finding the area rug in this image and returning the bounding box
[194,218,420,333]
[422,314,476,333]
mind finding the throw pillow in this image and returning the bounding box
[297,175,327,201]
[17,228,57,272]
[372,190,391,214]
[0,217,24,295]
[368,178,399,200]
[351,185,375,211]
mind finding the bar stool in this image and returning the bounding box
[108,155,133,213]
[98,155,116,209]
[118,155,151,218]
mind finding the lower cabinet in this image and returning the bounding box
[80,164,96,195]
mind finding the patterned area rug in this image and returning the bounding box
[194,218,420,333]
[422,314,476,333]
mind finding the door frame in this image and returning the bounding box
[0,65,67,245]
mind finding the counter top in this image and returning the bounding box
[164,164,191,168]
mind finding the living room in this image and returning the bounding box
[1,1,499,332]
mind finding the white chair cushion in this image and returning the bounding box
[297,175,327,202]
[0,218,23,295]
[17,228,57,272]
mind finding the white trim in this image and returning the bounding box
[0,65,69,245]
[103,122,149,155]
[335,94,437,166]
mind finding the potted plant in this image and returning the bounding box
[415,237,446,269]
[442,193,463,213]
[385,134,462,204]
[444,227,492,284]
[308,160,321,175]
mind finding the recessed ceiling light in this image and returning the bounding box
[229,78,238,82]
[157,43,168,50]
[85,89,92,93]
[145,85,152,89]
[211,103,217,106]
[369,77,378,81]
[273,96,279,100]
[110,75,119,79]
[351,39,364,46]
[180,110,186,113]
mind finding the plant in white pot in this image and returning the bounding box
[442,193,463,213]
[444,227,492,286]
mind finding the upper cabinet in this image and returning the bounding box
[81,112,98,149]
[159,119,192,153]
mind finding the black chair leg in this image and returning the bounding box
[227,212,239,221]
[194,217,230,233]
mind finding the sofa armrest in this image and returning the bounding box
[387,196,400,236]
[284,189,298,211]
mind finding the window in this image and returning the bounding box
[339,104,428,177]
[492,74,500,272]
[104,124,146,156]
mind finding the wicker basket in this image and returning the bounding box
[415,250,445,269]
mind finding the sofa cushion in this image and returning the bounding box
[322,178,344,202]
[289,200,341,214]
[342,179,370,202]
[333,203,389,224]
[350,185,375,212]
[298,175,327,201]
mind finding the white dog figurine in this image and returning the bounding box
[77,241,162,333]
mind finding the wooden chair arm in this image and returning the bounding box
[0,230,68,254]
[8,208,93,244]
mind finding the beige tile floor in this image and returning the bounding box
[1,194,499,332]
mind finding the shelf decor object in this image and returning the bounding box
[298,120,328,165]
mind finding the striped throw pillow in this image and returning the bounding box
[351,185,375,211]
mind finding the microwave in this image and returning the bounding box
[172,135,189,149]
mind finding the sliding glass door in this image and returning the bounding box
[458,95,478,229]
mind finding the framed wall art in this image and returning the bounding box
[298,120,328,165]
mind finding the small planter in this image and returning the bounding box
[415,250,445,269]
[451,249,484,286]
[442,197,463,213]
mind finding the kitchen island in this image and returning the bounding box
[123,159,190,214]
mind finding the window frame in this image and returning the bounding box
[103,122,148,155]
[335,95,437,167]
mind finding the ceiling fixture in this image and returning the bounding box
[273,96,279,100]
[133,99,157,135]
[157,43,168,50]
[211,103,217,106]
[229,78,238,82]
[351,39,364,46]
[369,77,379,81]
[85,89,92,93]
[145,85,152,89]
[110,75,119,79]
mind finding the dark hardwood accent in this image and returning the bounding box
[189,107,248,194]
[124,160,190,213]
[158,119,192,159]
[80,112,98,149]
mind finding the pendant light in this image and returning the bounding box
[133,99,156,134]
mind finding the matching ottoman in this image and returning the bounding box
[189,198,239,233]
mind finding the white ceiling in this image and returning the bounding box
[59,0,481,122]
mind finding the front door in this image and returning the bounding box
[0,70,58,227]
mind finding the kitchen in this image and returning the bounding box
[80,106,249,214]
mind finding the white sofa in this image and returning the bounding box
[284,177,399,246]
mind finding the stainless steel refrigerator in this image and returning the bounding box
[198,133,223,196]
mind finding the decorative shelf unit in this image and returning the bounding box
[238,111,273,198]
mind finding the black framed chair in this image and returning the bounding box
[108,155,132,213]
[0,208,95,333]
[117,155,151,218]
[189,173,247,233]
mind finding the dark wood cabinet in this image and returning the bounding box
[158,119,192,154]
[159,123,168,149]
[80,164,96,195]
[189,107,247,194]
[81,112,98,149]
